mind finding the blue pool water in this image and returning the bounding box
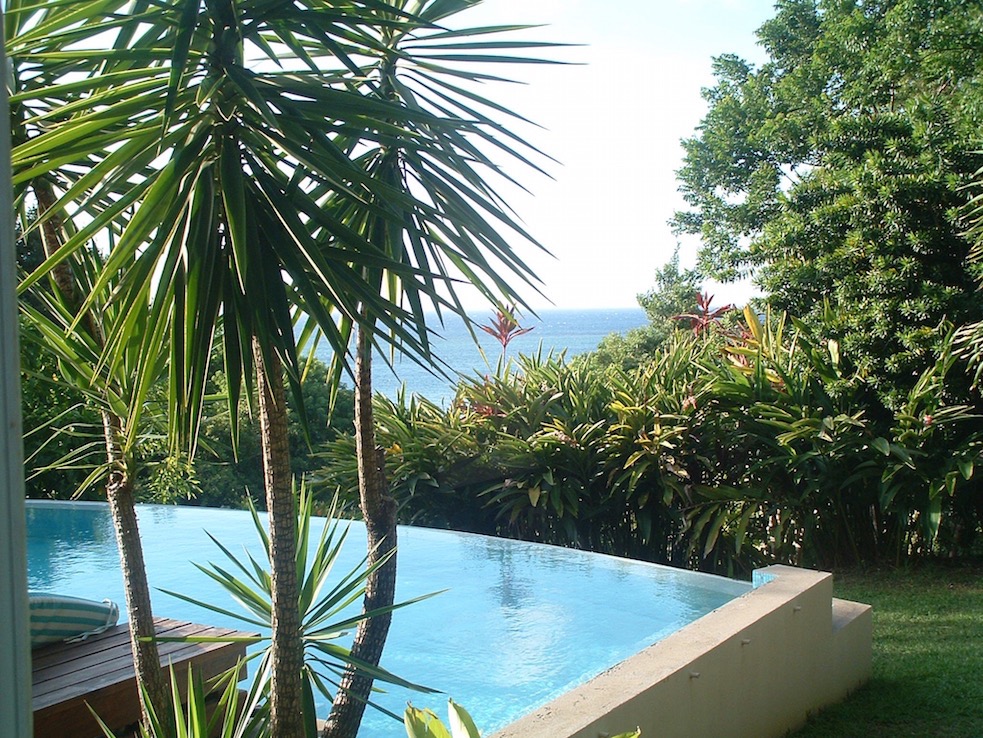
[26,501,750,735]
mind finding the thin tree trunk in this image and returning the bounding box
[322,324,397,738]
[104,416,170,730]
[254,340,305,738]
[34,182,171,733]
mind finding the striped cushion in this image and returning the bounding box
[29,593,120,648]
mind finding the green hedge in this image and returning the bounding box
[317,310,983,574]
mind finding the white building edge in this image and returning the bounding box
[1,26,34,737]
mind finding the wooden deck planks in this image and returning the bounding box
[32,617,255,738]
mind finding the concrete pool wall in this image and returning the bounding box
[492,564,872,738]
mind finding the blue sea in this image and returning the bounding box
[315,308,646,406]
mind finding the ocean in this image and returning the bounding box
[316,307,647,406]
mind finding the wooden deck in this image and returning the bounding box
[32,618,255,738]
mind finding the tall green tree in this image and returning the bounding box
[8,2,177,727]
[12,1,556,735]
[317,3,556,731]
[673,0,983,405]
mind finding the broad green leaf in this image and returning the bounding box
[871,437,890,456]
[447,699,482,738]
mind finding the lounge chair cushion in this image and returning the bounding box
[29,592,120,648]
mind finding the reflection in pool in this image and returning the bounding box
[26,500,750,736]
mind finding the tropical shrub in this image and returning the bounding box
[320,345,710,565]
[317,389,494,530]
[404,700,640,738]
[319,310,983,573]
[160,486,431,734]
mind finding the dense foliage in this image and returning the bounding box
[20,339,355,508]
[318,313,983,574]
[673,0,983,405]
[20,0,983,598]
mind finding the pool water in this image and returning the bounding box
[25,501,750,736]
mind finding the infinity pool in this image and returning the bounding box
[25,500,750,736]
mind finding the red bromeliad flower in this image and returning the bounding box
[673,291,733,335]
[472,402,503,417]
[480,305,534,350]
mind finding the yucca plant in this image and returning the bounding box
[310,4,564,729]
[404,700,640,738]
[161,486,434,737]
[12,1,562,733]
[17,238,176,726]
[94,663,255,738]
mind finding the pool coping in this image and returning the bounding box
[491,564,872,738]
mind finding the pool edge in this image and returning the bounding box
[491,564,872,738]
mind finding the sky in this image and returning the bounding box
[445,0,777,310]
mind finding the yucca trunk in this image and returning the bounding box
[35,183,171,733]
[253,340,305,737]
[103,420,170,731]
[322,323,397,738]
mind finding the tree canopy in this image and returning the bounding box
[674,0,983,404]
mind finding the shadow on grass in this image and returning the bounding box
[793,562,983,738]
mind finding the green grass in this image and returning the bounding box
[793,561,983,738]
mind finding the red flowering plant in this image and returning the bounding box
[672,291,733,336]
[480,305,534,351]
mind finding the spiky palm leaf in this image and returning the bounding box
[160,487,435,737]
[11,0,560,452]
[10,2,561,734]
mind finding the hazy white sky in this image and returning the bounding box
[449,0,776,310]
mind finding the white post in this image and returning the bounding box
[0,14,33,736]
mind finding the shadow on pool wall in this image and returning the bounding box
[492,565,872,738]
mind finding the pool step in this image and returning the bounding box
[832,596,870,633]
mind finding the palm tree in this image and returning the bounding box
[12,1,559,735]
[319,3,559,732]
[17,243,175,733]
[8,1,177,726]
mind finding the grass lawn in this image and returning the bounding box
[793,560,983,737]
